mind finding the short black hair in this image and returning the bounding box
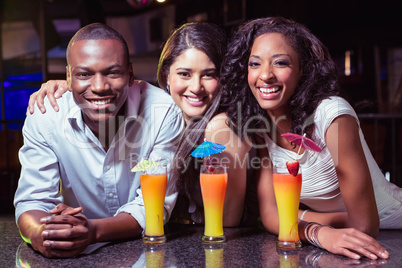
[66,22,130,67]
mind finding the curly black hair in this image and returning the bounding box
[219,17,342,138]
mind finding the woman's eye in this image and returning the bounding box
[178,72,190,77]
[248,61,260,67]
[275,60,290,66]
[203,73,217,79]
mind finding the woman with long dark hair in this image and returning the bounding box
[218,16,398,259]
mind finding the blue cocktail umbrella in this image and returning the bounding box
[191,138,226,158]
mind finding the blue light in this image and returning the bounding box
[6,72,43,82]
[1,72,43,130]
[4,88,38,120]
[381,71,386,80]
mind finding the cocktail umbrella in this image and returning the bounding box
[282,133,322,152]
[282,133,321,176]
[131,158,159,172]
[191,138,226,158]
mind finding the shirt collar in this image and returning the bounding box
[66,95,86,132]
[126,81,141,120]
[67,82,141,132]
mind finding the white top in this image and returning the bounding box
[14,80,184,231]
[263,96,402,229]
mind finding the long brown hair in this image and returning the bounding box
[156,22,227,196]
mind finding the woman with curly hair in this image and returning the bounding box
[214,16,400,259]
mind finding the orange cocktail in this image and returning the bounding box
[273,170,302,249]
[140,165,167,244]
[200,165,227,243]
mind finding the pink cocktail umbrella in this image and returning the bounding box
[282,133,321,176]
[281,133,322,152]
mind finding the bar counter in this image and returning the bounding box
[1,218,401,267]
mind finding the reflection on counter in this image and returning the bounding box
[277,249,300,268]
[204,243,224,268]
[2,221,400,267]
[145,247,164,268]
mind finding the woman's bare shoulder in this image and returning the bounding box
[205,113,252,151]
[206,112,231,130]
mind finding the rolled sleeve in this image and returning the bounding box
[115,188,178,230]
[115,103,183,229]
[14,113,63,223]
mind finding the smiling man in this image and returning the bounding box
[14,23,184,258]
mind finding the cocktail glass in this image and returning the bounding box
[200,164,228,243]
[273,163,302,249]
[140,164,167,244]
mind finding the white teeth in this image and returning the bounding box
[259,87,279,94]
[187,97,202,102]
[91,99,111,105]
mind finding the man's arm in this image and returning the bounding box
[115,101,184,229]
[15,109,82,258]
[88,212,142,242]
[19,202,142,258]
[31,210,142,258]
[18,209,94,258]
[141,104,184,223]
[18,210,53,257]
[48,205,143,243]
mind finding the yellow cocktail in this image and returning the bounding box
[200,165,227,243]
[140,165,167,244]
[273,169,302,249]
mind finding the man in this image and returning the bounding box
[14,23,184,258]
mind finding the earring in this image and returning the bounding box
[166,84,170,93]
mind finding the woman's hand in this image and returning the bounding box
[27,80,68,115]
[318,226,389,260]
[307,250,389,267]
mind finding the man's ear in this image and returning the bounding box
[66,66,72,91]
[128,63,135,86]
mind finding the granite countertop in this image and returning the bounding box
[1,219,401,267]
